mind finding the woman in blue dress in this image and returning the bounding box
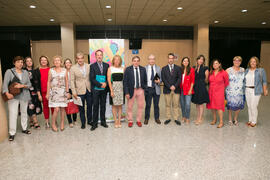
[225,56,245,125]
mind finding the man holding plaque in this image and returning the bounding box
[90,50,109,131]
[144,54,162,125]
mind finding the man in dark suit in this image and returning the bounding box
[161,53,182,125]
[123,56,147,127]
[90,50,109,131]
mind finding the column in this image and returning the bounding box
[61,23,76,62]
[0,61,8,142]
[192,24,209,66]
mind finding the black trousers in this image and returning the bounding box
[144,87,160,120]
[92,89,107,126]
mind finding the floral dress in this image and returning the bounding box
[225,67,245,110]
[26,69,42,116]
[48,68,68,108]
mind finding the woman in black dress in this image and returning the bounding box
[191,55,210,125]
[25,57,42,129]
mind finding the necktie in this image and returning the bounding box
[135,67,139,88]
[98,62,103,74]
[151,66,155,87]
[170,65,174,76]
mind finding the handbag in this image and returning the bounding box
[2,69,22,101]
[65,99,79,115]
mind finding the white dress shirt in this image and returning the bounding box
[78,63,86,77]
[147,65,156,87]
[169,64,174,72]
[133,66,141,88]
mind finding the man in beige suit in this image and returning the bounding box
[70,52,92,129]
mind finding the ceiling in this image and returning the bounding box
[0,0,270,28]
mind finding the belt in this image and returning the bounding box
[246,86,255,88]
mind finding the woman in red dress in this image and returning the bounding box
[34,56,53,128]
[207,59,229,128]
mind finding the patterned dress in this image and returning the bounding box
[26,69,42,116]
[48,68,68,108]
[109,66,124,106]
[225,67,245,110]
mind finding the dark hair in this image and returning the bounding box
[168,53,175,58]
[64,58,72,64]
[39,55,50,67]
[95,49,103,56]
[196,54,205,61]
[195,54,206,70]
[181,57,191,75]
[132,56,140,61]
[210,58,223,74]
[24,56,34,69]
[13,56,24,64]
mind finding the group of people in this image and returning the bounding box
[2,50,268,141]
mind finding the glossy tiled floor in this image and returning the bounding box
[0,93,270,180]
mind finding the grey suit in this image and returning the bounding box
[144,64,162,121]
[145,65,162,95]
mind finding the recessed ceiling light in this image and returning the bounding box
[107,18,112,21]
[177,7,183,10]
[241,9,248,13]
[106,5,111,8]
[50,18,55,22]
[214,20,219,23]
[163,19,168,22]
[262,22,267,25]
[29,5,36,9]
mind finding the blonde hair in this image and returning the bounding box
[233,56,242,62]
[148,54,155,60]
[247,56,261,68]
[76,52,84,58]
[52,55,63,67]
[112,55,122,67]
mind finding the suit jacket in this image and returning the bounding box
[161,64,182,94]
[70,63,91,95]
[2,68,31,101]
[145,64,162,95]
[90,62,109,92]
[123,65,147,99]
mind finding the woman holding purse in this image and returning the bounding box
[64,58,78,128]
[2,56,32,141]
[245,56,268,127]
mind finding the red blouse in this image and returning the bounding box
[180,68,195,95]
[40,67,50,93]
[206,70,229,112]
